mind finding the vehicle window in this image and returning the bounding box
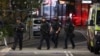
[96,10,100,24]
[91,9,95,20]
[46,20,50,23]
[34,20,41,24]
[89,9,95,25]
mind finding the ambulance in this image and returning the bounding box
[87,3,100,54]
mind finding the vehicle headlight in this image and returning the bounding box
[95,31,100,36]
[95,31,98,35]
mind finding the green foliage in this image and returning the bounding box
[0,0,41,40]
[32,0,40,8]
[0,0,9,10]
[0,31,3,40]
[0,24,14,40]
[4,24,14,37]
[0,0,40,10]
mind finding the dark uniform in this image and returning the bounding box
[64,18,75,49]
[51,20,61,48]
[12,22,25,50]
[38,20,50,50]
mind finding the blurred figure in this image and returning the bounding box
[37,17,50,50]
[50,17,61,48]
[64,17,75,49]
[12,17,25,50]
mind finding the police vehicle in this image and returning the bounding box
[87,3,100,54]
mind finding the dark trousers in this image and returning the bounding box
[12,33,23,50]
[51,32,59,48]
[38,34,50,49]
[64,33,75,48]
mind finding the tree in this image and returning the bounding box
[32,0,40,8]
[11,0,27,10]
[0,0,9,10]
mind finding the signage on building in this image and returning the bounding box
[59,0,66,4]
[82,0,92,4]
[43,0,57,6]
[41,0,57,19]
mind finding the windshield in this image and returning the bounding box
[96,10,100,25]
[34,20,41,24]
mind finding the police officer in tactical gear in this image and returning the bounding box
[37,17,50,50]
[12,17,25,50]
[64,17,75,49]
[50,17,61,48]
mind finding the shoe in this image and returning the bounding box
[37,47,41,50]
[19,48,22,51]
[72,46,75,49]
[47,48,50,50]
[11,47,15,50]
[54,46,57,48]
[63,47,68,49]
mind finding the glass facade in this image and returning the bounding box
[41,0,93,26]
[41,0,67,20]
[41,0,57,20]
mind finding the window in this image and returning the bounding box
[34,20,41,24]
[88,9,95,25]
[96,10,100,24]
[91,9,95,21]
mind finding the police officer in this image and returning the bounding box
[50,17,61,48]
[64,17,75,49]
[12,17,25,50]
[37,17,50,50]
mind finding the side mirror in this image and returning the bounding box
[90,20,94,26]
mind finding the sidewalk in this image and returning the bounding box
[0,26,87,49]
[0,46,88,52]
[0,32,30,46]
[75,26,87,30]
[0,46,6,50]
[0,47,89,56]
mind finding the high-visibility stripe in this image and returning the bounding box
[90,41,94,47]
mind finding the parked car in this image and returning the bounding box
[28,8,38,16]
[32,17,51,37]
[32,17,41,37]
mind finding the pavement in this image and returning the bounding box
[0,27,100,56]
[0,47,100,56]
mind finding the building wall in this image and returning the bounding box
[72,0,91,26]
